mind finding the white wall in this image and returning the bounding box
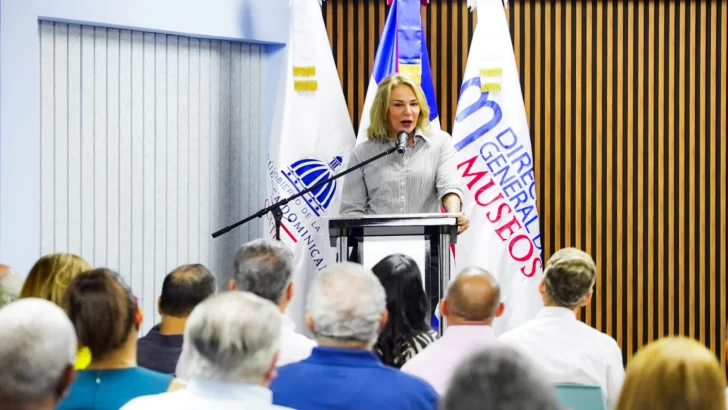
[38,21,267,328]
[1,0,288,276]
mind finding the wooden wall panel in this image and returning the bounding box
[323,0,728,365]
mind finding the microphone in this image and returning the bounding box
[396,131,408,153]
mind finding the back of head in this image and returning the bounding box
[64,268,138,359]
[307,262,386,344]
[615,337,726,410]
[372,254,430,364]
[445,267,501,321]
[20,254,92,306]
[0,265,23,308]
[543,247,596,308]
[232,239,293,304]
[180,291,281,384]
[160,264,216,317]
[441,344,559,410]
[0,298,77,405]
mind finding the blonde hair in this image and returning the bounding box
[20,254,92,306]
[367,73,431,141]
[543,247,596,308]
[615,337,726,410]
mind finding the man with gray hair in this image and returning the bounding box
[229,239,316,366]
[402,267,504,394]
[500,247,624,409]
[441,344,560,410]
[271,262,438,410]
[0,264,23,308]
[121,291,291,410]
[0,298,77,410]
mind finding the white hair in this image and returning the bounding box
[0,269,23,308]
[306,262,386,344]
[177,291,281,384]
[0,298,77,404]
[232,239,294,304]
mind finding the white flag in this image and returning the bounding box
[266,0,355,330]
[452,0,543,334]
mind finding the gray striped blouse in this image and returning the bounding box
[340,129,464,216]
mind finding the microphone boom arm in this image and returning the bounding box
[211,144,400,239]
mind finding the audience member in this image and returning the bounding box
[499,247,624,408]
[271,262,438,410]
[121,291,291,410]
[229,239,315,366]
[19,253,94,369]
[20,253,91,305]
[371,254,437,368]
[0,264,23,308]
[57,268,182,410]
[402,267,503,393]
[137,264,216,374]
[0,298,77,410]
[441,344,559,410]
[615,337,726,410]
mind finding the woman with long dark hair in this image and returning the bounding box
[371,254,437,368]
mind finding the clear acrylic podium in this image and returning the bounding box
[327,213,458,335]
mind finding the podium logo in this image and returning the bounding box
[281,156,344,217]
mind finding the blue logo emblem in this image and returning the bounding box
[282,156,343,217]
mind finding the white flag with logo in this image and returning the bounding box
[265,0,355,329]
[452,0,543,334]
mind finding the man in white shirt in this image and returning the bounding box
[122,291,292,410]
[401,267,503,394]
[229,239,316,366]
[499,247,625,409]
[0,298,77,410]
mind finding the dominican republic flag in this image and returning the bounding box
[452,0,543,335]
[357,0,440,142]
[265,0,355,331]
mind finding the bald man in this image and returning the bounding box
[401,267,504,394]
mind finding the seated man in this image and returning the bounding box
[499,247,624,409]
[121,291,291,410]
[229,239,315,366]
[402,267,503,394]
[441,344,559,410]
[0,298,77,410]
[271,262,438,410]
[0,264,23,308]
[137,264,216,374]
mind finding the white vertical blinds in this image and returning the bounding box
[39,21,265,330]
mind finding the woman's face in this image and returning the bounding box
[387,84,420,136]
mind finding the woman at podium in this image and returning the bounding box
[340,73,469,234]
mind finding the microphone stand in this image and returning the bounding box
[211,143,403,240]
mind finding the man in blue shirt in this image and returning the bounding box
[271,262,438,410]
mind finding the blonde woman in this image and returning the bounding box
[20,253,93,369]
[615,337,726,410]
[340,73,468,232]
[341,74,468,320]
